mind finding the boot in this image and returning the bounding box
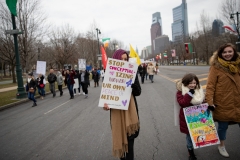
[188,149,197,160]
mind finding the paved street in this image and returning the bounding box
[0,66,239,160]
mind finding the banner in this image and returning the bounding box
[101,46,108,69]
[98,58,138,110]
[171,49,176,57]
[36,61,46,75]
[183,103,220,149]
[78,59,86,70]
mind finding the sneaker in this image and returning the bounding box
[74,94,76,96]
[32,103,37,107]
[218,145,229,157]
[83,92,85,95]
[78,93,81,95]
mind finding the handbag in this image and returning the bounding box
[29,88,35,93]
[39,84,44,88]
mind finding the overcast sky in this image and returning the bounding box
[3,0,225,53]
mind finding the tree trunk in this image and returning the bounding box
[3,62,6,77]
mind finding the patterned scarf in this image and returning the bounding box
[218,57,240,73]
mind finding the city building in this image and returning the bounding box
[150,12,163,54]
[171,0,189,42]
[141,46,151,59]
[212,19,225,37]
[154,35,170,54]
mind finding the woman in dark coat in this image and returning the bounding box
[79,70,90,98]
[138,63,147,84]
[36,74,45,99]
[103,49,141,160]
[92,69,100,87]
[64,69,75,99]
[27,72,37,107]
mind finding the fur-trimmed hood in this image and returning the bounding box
[209,51,240,74]
[176,80,182,91]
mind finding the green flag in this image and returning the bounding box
[6,0,18,16]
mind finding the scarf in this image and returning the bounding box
[218,57,240,73]
[181,84,205,105]
[110,94,139,158]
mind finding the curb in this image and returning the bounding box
[0,87,67,112]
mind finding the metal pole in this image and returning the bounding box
[11,14,26,98]
[96,28,101,69]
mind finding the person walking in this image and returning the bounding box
[36,74,45,100]
[57,71,63,96]
[92,69,100,87]
[176,73,204,160]
[74,70,81,95]
[47,69,57,97]
[103,49,141,160]
[80,69,90,98]
[205,43,240,158]
[147,62,155,83]
[64,69,75,99]
[138,63,147,84]
[27,72,37,107]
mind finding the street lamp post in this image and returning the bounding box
[96,28,101,69]
[230,12,240,52]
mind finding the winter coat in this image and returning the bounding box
[47,73,57,84]
[92,71,100,82]
[205,52,240,122]
[138,65,146,76]
[176,80,205,134]
[64,71,75,85]
[147,65,155,75]
[27,78,37,91]
[57,72,63,85]
[36,75,44,87]
[80,71,90,84]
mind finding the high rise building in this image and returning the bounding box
[150,12,162,54]
[154,35,170,54]
[212,19,225,37]
[172,0,189,42]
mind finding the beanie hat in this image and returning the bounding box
[112,49,129,60]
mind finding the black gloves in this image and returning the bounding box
[189,89,195,94]
[208,106,215,111]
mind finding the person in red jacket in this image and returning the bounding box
[176,73,205,160]
[64,69,75,99]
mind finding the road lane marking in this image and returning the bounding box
[44,100,70,115]
[158,74,175,83]
[199,78,208,81]
[202,85,206,89]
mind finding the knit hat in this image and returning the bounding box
[112,49,129,60]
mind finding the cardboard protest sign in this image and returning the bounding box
[78,59,86,70]
[98,58,138,110]
[36,61,46,75]
[183,103,220,149]
[73,78,79,89]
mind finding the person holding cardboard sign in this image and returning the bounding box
[103,49,141,160]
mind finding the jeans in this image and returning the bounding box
[28,91,36,103]
[120,138,134,160]
[218,121,240,141]
[37,86,45,96]
[67,84,74,97]
[186,134,193,149]
[145,73,148,80]
[49,83,55,96]
[149,75,154,82]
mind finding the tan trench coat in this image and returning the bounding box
[205,52,240,122]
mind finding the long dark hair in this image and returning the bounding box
[182,73,200,89]
[217,43,238,61]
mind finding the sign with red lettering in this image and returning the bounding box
[98,58,138,110]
